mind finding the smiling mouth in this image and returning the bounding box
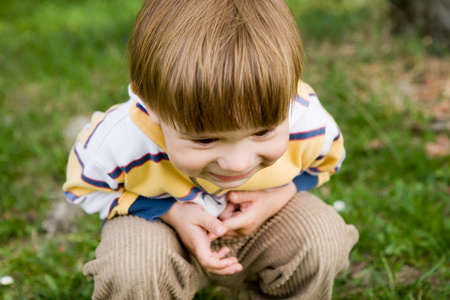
[210,170,253,182]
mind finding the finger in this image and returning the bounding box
[196,212,227,237]
[198,255,239,271]
[211,247,230,259]
[207,230,232,241]
[218,203,235,220]
[221,213,252,231]
[228,191,258,204]
[207,232,218,241]
[205,262,243,275]
[192,235,235,270]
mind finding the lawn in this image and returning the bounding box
[0,0,449,299]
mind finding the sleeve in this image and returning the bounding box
[62,114,176,221]
[292,131,345,192]
[291,85,346,192]
[127,196,176,221]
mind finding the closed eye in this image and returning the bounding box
[253,128,275,137]
[192,138,218,145]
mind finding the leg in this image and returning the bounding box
[83,216,204,300]
[210,191,359,299]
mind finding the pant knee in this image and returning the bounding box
[255,192,359,299]
[84,216,197,300]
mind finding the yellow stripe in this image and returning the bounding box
[129,102,167,151]
[107,191,139,219]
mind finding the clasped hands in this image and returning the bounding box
[160,182,296,275]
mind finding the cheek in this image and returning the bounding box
[167,147,211,175]
[266,140,289,161]
[265,132,289,161]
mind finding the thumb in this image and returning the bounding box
[199,214,228,237]
[221,213,248,231]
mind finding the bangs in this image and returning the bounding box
[129,0,303,134]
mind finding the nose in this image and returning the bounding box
[216,144,255,173]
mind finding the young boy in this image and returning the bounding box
[63,0,358,298]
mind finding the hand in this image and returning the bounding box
[217,182,296,238]
[160,202,242,274]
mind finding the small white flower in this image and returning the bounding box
[333,200,346,212]
[0,275,14,285]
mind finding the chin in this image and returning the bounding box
[212,178,250,190]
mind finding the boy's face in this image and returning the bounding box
[154,116,290,189]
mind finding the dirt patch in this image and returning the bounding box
[43,199,84,236]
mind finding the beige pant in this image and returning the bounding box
[84,192,358,299]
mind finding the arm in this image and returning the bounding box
[65,143,243,274]
[291,129,344,192]
[292,83,346,191]
[63,103,180,221]
[64,126,241,273]
[63,139,178,221]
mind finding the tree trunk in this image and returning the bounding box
[389,0,450,48]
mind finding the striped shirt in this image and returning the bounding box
[63,82,345,221]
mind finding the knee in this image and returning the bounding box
[83,251,153,299]
[309,221,359,276]
[257,193,358,298]
[83,216,195,299]
[277,192,359,274]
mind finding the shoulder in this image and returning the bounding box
[78,100,164,171]
[289,81,327,133]
[80,100,139,150]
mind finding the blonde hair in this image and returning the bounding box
[129,0,303,133]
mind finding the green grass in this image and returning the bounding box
[1,0,449,299]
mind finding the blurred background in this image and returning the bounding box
[0,0,449,299]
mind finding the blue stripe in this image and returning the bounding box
[289,127,325,141]
[128,196,177,221]
[136,103,149,115]
[108,152,170,179]
[292,172,318,191]
[108,167,123,179]
[177,187,203,201]
[334,132,341,141]
[64,191,78,201]
[108,197,119,214]
[74,148,120,190]
[295,95,309,107]
[84,120,104,148]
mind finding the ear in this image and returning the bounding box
[147,108,161,125]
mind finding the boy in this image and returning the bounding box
[63,0,358,298]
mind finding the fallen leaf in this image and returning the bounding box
[428,101,450,121]
[425,134,450,158]
[57,244,66,253]
[417,76,439,103]
[365,138,384,150]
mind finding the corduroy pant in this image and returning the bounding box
[84,192,358,299]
